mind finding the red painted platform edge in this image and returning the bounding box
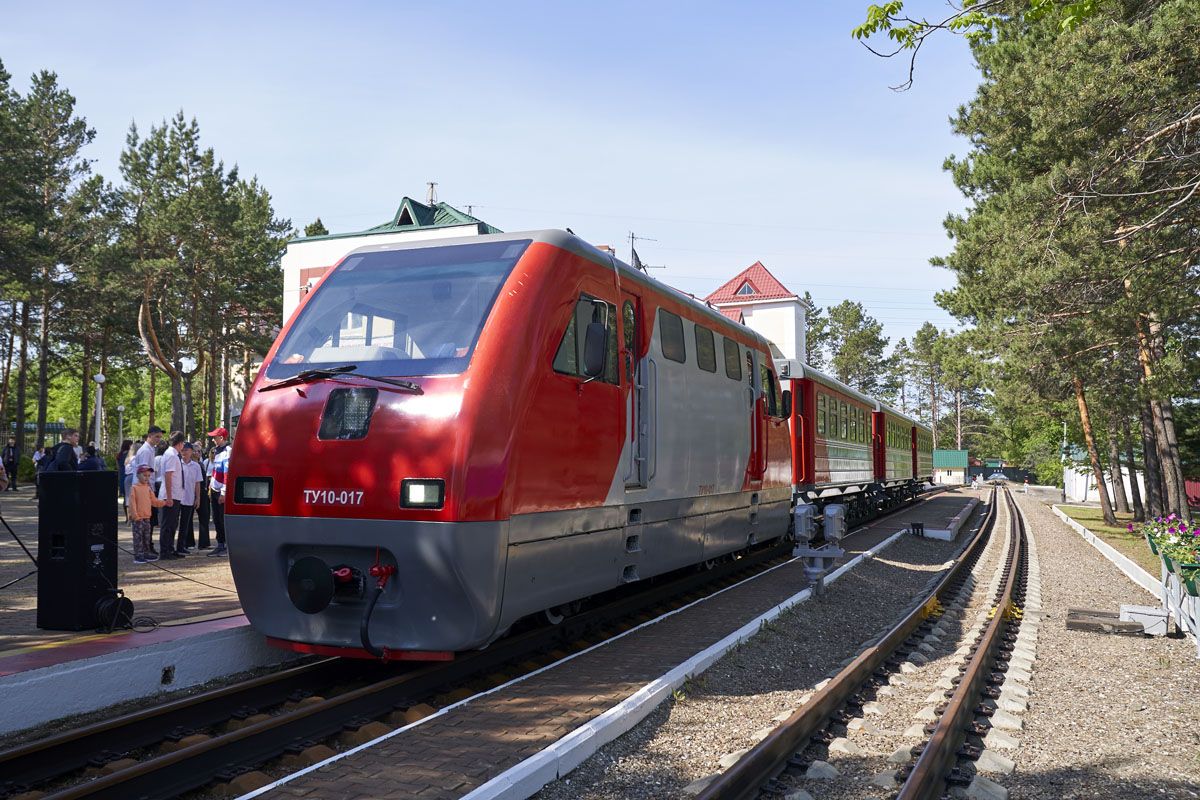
[0,614,250,678]
[266,636,455,662]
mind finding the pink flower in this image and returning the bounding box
[1128,524,1135,531]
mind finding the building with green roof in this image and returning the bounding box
[281,195,501,321]
[932,449,969,485]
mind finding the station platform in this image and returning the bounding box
[249,488,983,800]
[0,489,290,736]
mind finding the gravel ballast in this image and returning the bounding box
[1003,493,1200,799]
[533,499,987,800]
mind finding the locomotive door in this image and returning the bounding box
[621,292,651,488]
[747,350,766,482]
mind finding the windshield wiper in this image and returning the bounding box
[259,365,357,391]
[259,364,423,395]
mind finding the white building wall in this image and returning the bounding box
[281,223,484,321]
[1063,465,1147,505]
[933,468,966,486]
[739,301,807,362]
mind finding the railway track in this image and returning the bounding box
[697,485,1029,800]
[0,487,948,800]
[2,541,798,800]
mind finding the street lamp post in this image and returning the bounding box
[92,374,105,449]
[117,405,125,444]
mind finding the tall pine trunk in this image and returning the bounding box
[148,366,156,429]
[35,281,50,446]
[0,302,15,428]
[15,302,30,455]
[170,371,184,435]
[1074,375,1117,526]
[1124,425,1144,522]
[1107,418,1130,514]
[98,329,109,450]
[1139,401,1164,518]
[955,389,963,450]
[1135,317,1189,520]
[183,371,195,440]
[78,335,92,437]
[206,345,218,432]
[221,348,230,430]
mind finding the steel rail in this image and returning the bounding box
[11,487,946,800]
[0,657,380,790]
[31,540,799,800]
[696,488,997,800]
[896,486,1025,799]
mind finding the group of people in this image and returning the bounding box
[2,430,107,490]
[119,426,231,564]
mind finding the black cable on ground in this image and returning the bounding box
[0,569,36,591]
[115,542,237,594]
[0,510,38,567]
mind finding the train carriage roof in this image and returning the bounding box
[342,228,777,353]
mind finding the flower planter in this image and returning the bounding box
[1178,564,1200,597]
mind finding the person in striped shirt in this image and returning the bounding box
[207,427,231,556]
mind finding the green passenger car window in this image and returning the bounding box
[817,394,826,436]
[841,402,848,440]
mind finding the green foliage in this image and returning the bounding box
[801,291,829,369]
[303,217,329,237]
[825,300,890,395]
[0,64,291,448]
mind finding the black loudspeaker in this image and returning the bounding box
[37,471,120,631]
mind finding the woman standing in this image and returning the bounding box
[116,439,134,520]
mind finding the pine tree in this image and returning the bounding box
[825,300,889,395]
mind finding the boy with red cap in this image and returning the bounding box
[207,426,231,556]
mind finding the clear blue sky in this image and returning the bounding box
[1,1,979,347]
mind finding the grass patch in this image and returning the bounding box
[1057,504,1161,577]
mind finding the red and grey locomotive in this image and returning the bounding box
[225,230,931,660]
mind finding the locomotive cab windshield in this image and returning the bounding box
[266,239,530,379]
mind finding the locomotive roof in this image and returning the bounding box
[342,228,775,352]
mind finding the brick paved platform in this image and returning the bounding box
[253,489,980,800]
[0,489,241,654]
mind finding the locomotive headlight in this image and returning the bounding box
[235,477,274,504]
[401,479,445,509]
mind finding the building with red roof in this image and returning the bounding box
[704,261,807,366]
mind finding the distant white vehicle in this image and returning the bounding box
[987,472,1008,483]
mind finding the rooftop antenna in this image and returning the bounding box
[628,232,665,272]
[427,181,438,205]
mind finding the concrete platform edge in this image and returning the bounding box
[0,624,298,736]
[456,526,910,800]
[1050,504,1159,599]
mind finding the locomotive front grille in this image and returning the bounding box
[318,387,378,440]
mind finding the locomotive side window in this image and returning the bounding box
[694,325,717,373]
[723,337,742,380]
[660,310,686,363]
[759,365,778,417]
[553,294,619,384]
[817,394,826,436]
